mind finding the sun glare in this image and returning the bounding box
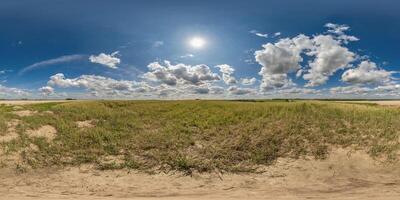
[189,37,206,49]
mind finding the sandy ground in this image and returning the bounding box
[361,101,400,106]
[336,100,400,106]
[0,100,68,105]
[1,100,400,199]
[1,148,400,200]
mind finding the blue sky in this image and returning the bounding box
[1,0,400,99]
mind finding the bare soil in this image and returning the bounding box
[336,100,400,106]
[1,148,400,200]
[0,100,68,105]
[26,125,57,141]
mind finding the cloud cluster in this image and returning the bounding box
[303,34,356,86]
[215,64,237,85]
[38,86,54,96]
[228,86,256,95]
[89,51,120,69]
[20,22,398,99]
[255,24,358,90]
[48,73,153,97]
[255,34,311,91]
[0,84,30,97]
[325,23,359,44]
[341,61,392,85]
[240,77,257,85]
[143,61,220,86]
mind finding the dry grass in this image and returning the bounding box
[1,100,400,173]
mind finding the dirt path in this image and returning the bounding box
[0,100,68,105]
[1,148,400,200]
[367,101,400,106]
[336,100,400,106]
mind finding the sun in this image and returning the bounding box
[189,37,206,49]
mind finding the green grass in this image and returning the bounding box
[1,100,400,173]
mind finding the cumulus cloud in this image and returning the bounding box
[303,35,356,87]
[329,84,400,97]
[215,64,237,85]
[38,86,54,96]
[341,61,392,85]
[0,84,30,97]
[228,86,256,95]
[48,73,153,97]
[89,51,120,69]
[254,24,359,89]
[27,23,397,99]
[143,61,220,86]
[255,34,312,91]
[330,85,372,95]
[19,55,85,75]
[280,87,319,94]
[240,77,257,85]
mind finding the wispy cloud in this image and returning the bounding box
[273,32,281,37]
[19,54,85,75]
[250,30,268,38]
[153,41,164,47]
[180,54,194,58]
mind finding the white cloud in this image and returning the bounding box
[329,84,400,97]
[341,61,392,85]
[255,34,312,91]
[48,73,153,97]
[273,32,281,37]
[250,30,268,38]
[38,86,54,96]
[303,35,356,87]
[180,54,195,58]
[254,24,360,89]
[215,64,237,85]
[325,23,359,44]
[280,87,319,94]
[19,55,85,75]
[0,84,30,98]
[143,61,220,86]
[228,86,256,95]
[240,77,257,85]
[325,23,350,35]
[330,85,372,95]
[89,51,120,69]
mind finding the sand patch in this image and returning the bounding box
[1,148,400,199]
[76,120,95,128]
[101,155,125,165]
[12,105,24,110]
[26,125,57,141]
[41,110,54,115]
[0,100,67,105]
[0,119,20,143]
[12,110,38,117]
[337,100,400,107]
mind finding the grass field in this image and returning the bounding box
[1,100,400,174]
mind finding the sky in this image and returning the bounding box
[1,0,400,99]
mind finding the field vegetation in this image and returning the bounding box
[1,100,400,174]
